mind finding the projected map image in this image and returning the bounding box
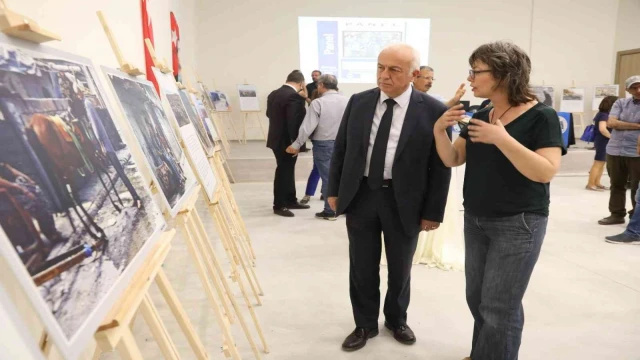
[343,31,403,58]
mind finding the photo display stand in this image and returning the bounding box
[197,78,233,155]
[0,0,60,43]
[568,80,585,135]
[145,41,268,359]
[239,80,266,145]
[192,71,236,183]
[87,12,213,360]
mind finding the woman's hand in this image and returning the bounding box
[467,119,510,145]
[435,104,465,132]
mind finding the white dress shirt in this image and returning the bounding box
[284,83,298,92]
[364,85,413,180]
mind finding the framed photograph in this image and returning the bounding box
[0,34,165,359]
[191,92,219,143]
[151,68,217,202]
[560,88,585,113]
[593,85,619,110]
[236,84,260,111]
[531,86,555,109]
[209,90,231,111]
[180,89,215,155]
[102,67,197,218]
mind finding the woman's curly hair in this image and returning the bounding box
[469,41,536,107]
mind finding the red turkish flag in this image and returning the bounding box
[141,0,158,93]
[170,12,181,82]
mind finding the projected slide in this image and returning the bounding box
[299,17,430,84]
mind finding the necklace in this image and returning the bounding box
[490,105,513,124]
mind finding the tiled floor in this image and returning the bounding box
[101,175,640,360]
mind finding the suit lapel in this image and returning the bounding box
[362,88,381,155]
[394,88,423,162]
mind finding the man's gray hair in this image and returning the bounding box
[318,74,338,90]
[382,43,421,73]
[420,66,434,72]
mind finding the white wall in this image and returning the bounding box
[9,0,198,83]
[614,0,640,53]
[196,0,625,140]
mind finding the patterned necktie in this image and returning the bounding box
[368,98,396,189]
[633,98,640,105]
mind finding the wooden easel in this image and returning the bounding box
[93,15,250,359]
[93,229,213,360]
[146,41,268,358]
[210,150,256,261]
[144,38,172,74]
[216,110,242,144]
[97,11,143,76]
[241,111,267,144]
[0,0,60,43]
[239,80,267,144]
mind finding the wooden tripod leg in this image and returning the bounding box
[179,215,241,360]
[253,113,267,142]
[92,345,102,360]
[208,204,261,305]
[139,294,181,360]
[242,113,248,144]
[155,269,209,360]
[212,154,255,259]
[192,209,270,354]
[219,195,263,297]
[226,113,241,144]
[216,200,264,296]
[116,328,145,360]
[188,214,264,359]
[185,214,236,324]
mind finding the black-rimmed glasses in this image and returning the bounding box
[469,69,491,78]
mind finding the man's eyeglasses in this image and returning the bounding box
[469,69,491,78]
[417,76,435,81]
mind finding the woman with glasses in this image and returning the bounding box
[432,41,565,360]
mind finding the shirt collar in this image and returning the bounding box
[379,85,412,108]
[322,90,338,96]
[284,84,298,92]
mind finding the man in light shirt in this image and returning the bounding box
[287,74,348,220]
[413,65,466,108]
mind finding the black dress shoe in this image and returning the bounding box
[384,321,416,345]
[341,327,378,352]
[273,207,294,217]
[287,202,310,210]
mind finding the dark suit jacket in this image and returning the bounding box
[328,87,452,235]
[266,85,306,150]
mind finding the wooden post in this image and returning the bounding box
[96,11,144,76]
[144,38,172,73]
[0,2,60,43]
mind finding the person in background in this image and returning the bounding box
[266,70,310,217]
[433,41,564,360]
[287,74,348,220]
[299,70,324,201]
[603,77,640,244]
[413,65,466,108]
[586,95,616,191]
[598,75,640,225]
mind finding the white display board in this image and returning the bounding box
[237,84,260,111]
[560,88,585,113]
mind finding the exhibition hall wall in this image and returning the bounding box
[11,0,199,82]
[196,0,636,140]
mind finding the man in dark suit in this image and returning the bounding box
[266,70,310,217]
[328,44,451,351]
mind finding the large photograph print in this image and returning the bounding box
[0,35,164,358]
[103,69,196,215]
